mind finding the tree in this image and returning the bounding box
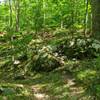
[91,0,100,40]
[14,0,20,32]
[9,0,12,28]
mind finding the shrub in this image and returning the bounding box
[54,37,100,59]
[76,57,100,99]
[30,46,64,72]
[53,28,69,38]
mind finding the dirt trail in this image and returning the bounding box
[30,73,85,100]
[62,73,85,100]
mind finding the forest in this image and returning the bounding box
[0,0,100,100]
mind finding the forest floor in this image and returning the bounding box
[0,64,89,100]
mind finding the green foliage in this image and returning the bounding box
[0,35,65,72]
[76,69,97,84]
[54,37,100,59]
[0,0,87,32]
[75,57,100,99]
[53,28,69,37]
[30,45,63,72]
[0,0,99,99]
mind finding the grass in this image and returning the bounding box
[0,72,70,100]
[0,59,99,100]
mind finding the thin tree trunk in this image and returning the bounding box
[84,0,89,36]
[43,0,46,29]
[61,19,63,29]
[9,0,12,27]
[9,0,14,62]
[15,0,20,32]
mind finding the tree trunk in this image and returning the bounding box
[9,0,12,27]
[43,0,46,28]
[84,0,88,36]
[91,0,100,40]
[14,0,20,32]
